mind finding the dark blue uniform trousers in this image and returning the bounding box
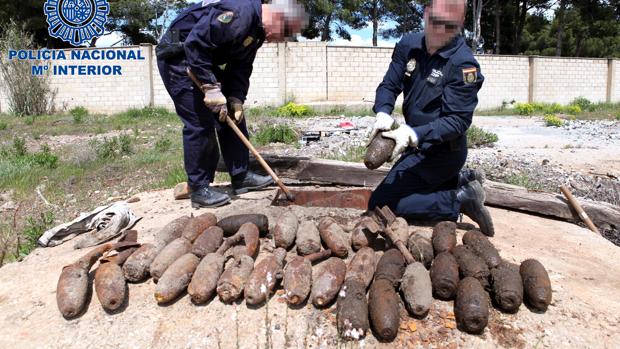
[368,146,467,221]
[157,58,248,190]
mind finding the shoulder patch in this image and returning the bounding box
[462,67,478,84]
[243,36,254,47]
[217,11,234,24]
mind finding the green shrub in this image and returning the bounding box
[514,103,534,116]
[24,116,35,125]
[92,135,133,159]
[70,106,88,124]
[543,114,564,127]
[543,103,564,114]
[467,125,499,148]
[31,144,58,169]
[615,112,620,121]
[0,122,7,131]
[18,212,55,258]
[564,105,582,115]
[253,125,298,146]
[571,97,591,111]
[276,102,313,117]
[154,137,172,153]
[12,137,27,157]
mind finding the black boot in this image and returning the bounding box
[457,168,486,188]
[191,186,231,209]
[231,171,274,195]
[456,181,495,236]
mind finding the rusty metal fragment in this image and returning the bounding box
[217,214,269,237]
[150,238,192,282]
[408,231,434,269]
[432,221,457,254]
[401,262,432,318]
[345,247,376,288]
[273,211,298,250]
[154,253,200,304]
[244,248,287,305]
[368,249,405,342]
[191,226,224,258]
[188,253,226,304]
[453,245,490,290]
[217,222,260,259]
[463,229,501,269]
[123,244,160,283]
[154,216,190,249]
[283,250,331,305]
[430,252,459,300]
[492,262,523,313]
[181,212,218,242]
[217,255,255,303]
[364,134,396,170]
[296,221,321,256]
[337,278,370,340]
[311,257,346,307]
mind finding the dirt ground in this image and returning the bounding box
[0,185,619,349]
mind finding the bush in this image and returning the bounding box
[564,105,582,115]
[92,135,133,159]
[0,121,7,131]
[253,124,298,146]
[571,97,592,111]
[467,125,499,148]
[70,106,88,124]
[543,103,564,114]
[18,212,55,258]
[31,144,58,169]
[154,137,172,153]
[0,22,55,116]
[514,103,534,116]
[615,112,620,121]
[543,114,564,127]
[12,137,27,157]
[276,102,313,117]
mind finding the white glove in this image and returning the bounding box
[381,124,419,161]
[367,112,395,146]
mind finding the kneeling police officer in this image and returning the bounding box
[157,0,306,208]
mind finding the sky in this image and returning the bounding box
[96,1,399,48]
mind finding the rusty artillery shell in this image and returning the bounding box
[455,277,489,334]
[273,211,298,250]
[453,245,490,290]
[296,221,322,256]
[492,262,523,313]
[374,249,405,284]
[432,221,457,255]
[364,133,396,170]
[463,230,501,269]
[520,259,552,311]
[150,238,192,282]
[56,243,113,318]
[283,256,312,305]
[244,248,287,305]
[123,243,159,283]
[430,252,459,300]
[401,262,432,318]
[154,216,190,249]
[154,253,200,304]
[181,212,218,242]
[217,223,260,259]
[217,214,269,237]
[389,218,410,246]
[369,279,400,342]
[318,217,349,258]
[94,245,137,312]
[337,278,370,340]
[346,247,376,288]
[94,262,126,311]
[188,253,226,304]
[217,255,255,303]
[192,226,224,258]
[350,217,377,251]
[408,231,434,269]
[311,257,346,307]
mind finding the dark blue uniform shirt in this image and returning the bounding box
[160,0,265,102]
[374,33,484,152]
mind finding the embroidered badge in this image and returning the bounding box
[405,59,417,77]
[217,11,234,24]
[426,68,444,85]
[463,67,478,84]
[243,36,254,47]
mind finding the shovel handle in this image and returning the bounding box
[187,68,295,202]
[560,185,600,235]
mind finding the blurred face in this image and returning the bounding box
[424,0,464,53]
[262,6,304,42]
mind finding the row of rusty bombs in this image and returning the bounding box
[407,221,552,335]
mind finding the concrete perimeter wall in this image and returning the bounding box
[1,42,618,114]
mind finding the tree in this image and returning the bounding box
[299,0,364,41]
[472,0,492,52]
[555,0,568,56]
[381,1,424,40]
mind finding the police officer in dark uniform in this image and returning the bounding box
[367,0,495,236]
[156,0,306,208]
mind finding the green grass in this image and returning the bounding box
[476,98,620,120]
[504,173,544,191]
[69,106,88,124]
[467,125,498,148]
[320,144,366,163]
[252,124,298,146]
